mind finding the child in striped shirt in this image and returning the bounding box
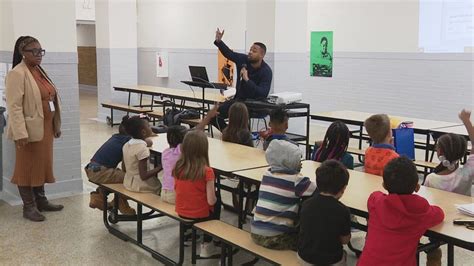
[251,139,317,250]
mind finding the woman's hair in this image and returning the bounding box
[173,130,209,181]
[122,115,149,139]
[222,102,249,144]
[314,121,350,163]
[166,125,187,148]
[434,133,467,173]
[12,36,39,68]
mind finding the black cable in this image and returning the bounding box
[189,76,222,133]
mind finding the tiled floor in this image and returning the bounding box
[0,88,472,265]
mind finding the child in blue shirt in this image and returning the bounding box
[263,108,297,150]
[85,116,151,215]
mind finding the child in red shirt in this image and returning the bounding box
[364,114,399,176]
[357,157,444,266]
[173,130,220,258]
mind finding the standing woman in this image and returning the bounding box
[5,36,63,222]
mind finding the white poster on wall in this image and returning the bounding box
[156,52,169,78]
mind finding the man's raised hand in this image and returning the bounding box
[215,28,225,42]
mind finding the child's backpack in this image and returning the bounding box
[162,101,200,126]
[163,101,182,126]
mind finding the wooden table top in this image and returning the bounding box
[149,134,268,173]
[311,110,459,131]
[430,125,467,137]
[114,85,225,103]
[235,160,474,247]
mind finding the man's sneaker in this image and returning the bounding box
[200,241,220,258]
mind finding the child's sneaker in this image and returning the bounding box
[118,197,136,215]
[89,192,112,211]
[199,241,220,258]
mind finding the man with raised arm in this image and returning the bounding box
[212,28,273,131]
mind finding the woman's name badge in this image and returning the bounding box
[49,101,55,112]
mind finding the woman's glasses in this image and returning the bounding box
[23,48,46,57]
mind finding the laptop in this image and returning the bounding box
[188,66,227,90]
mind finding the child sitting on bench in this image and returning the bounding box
[251,140,316,250]
[160,125,187,204]
[173,130,221,258]
[85,116,135,215]
[122,116,162,194]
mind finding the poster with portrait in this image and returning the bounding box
[218,51,235,87]
[310,31,333,77]
[156,52,169,77]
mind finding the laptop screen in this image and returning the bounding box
[189,66,209,82]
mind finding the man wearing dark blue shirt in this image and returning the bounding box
[213,28,273,131]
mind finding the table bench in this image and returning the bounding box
[192,220,298,265]
[101,102,152,126]
[99,183,194,265]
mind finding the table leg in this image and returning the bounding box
[137,204,143,244]
[221,244,227,265]
[306,107,310,159]
[178,223,185,265]
[424,133,431,177]
[238,180,244,229]
[358,125,364,163]
[227,245,233,265]
[447,243,454,266]
[191,228,197,264]
[202,87,206,117]
[110,109,114,128]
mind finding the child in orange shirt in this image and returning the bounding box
[173,130,220,258]
[364,114,399,176]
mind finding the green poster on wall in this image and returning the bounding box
[310,31,333,77]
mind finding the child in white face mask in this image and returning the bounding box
[424,109,474,196]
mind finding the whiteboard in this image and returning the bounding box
[307,0,473,53]
[307,0,420,53]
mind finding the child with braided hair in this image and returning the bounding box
[312,121,354,170]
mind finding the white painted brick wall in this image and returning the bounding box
[273,52,473,136]
[97,48,138,122]
[137,49,473,136]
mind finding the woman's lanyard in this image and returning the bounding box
[35,66,56,112]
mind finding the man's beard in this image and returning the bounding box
[248,57,259,64]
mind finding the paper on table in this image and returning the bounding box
[222,87,236,100]
[456,203,474,217]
